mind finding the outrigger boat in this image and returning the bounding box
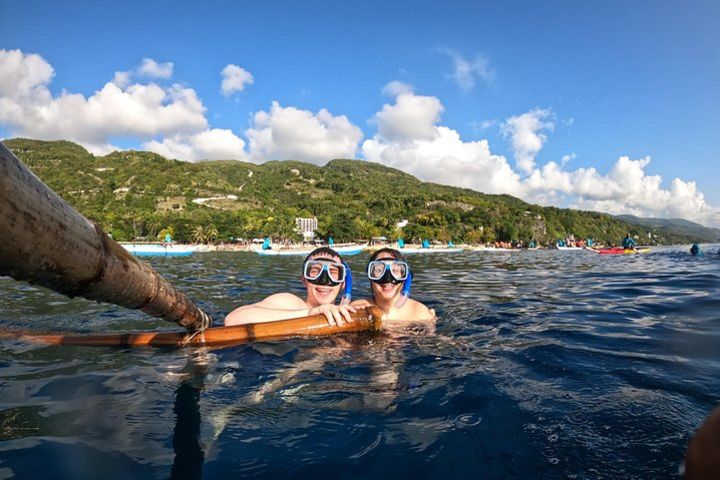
[556,245,585,251]
[120,243,198,257]
[256,243,367,256]
[395,246,464,254]
[585,247,652,255]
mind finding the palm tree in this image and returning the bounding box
[206,225,219,244]
[192,226,207,244]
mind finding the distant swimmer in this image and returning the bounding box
[224,247,355,326]
[690,244,703,256]
[622,233,637,250]
[351,248,435,331]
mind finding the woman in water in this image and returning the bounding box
[352,247,435,331]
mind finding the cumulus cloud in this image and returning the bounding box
[0,49,207,155]
[439,49,495,91]
[137,58,173,79]
[246,101,363,164]
[362,89,522,195]
[371,89,443,143]
[502,108,554,174]
[143,128,247,162]
[221,64,254,97]
[361,87,719,226]
[381,81,414,97]
[523,156,719,224]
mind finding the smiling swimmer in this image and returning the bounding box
[224,247,356,326]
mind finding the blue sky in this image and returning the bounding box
[1,0,719,226]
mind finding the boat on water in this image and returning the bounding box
[255,243,367,256]
[556,245,585,251]
[586,247,652,255]
[468,246,517,252]
[120,243,198,257]
[395,247,464,254]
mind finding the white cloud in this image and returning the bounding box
[112,71,131,89]
[501,109,554,174]
[0,49,207,155]
[246,101,363,164]
[381,81,413,97]
[439,49,494,91]
[137,58,173,79]
[221,64,254,97]
[372,91,443,143]
[361,89,720,226]
[362,89,522,195]
[522,155,720,225]
[143,128,247,162]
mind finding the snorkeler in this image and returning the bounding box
[351,248,435,328]
[224,247,356,326]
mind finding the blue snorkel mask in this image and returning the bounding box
[367,258,412,307]
[303,256,352,304]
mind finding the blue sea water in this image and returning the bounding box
[1,246,719,479]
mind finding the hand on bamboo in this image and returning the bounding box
[349,299,373,309]
[309,304,356,326]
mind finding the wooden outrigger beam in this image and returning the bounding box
[0,141,211,331]
[0,307,383,348]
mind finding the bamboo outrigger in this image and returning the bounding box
[0,307,383,348]
[0,141,212,330]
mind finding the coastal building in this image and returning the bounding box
[295,217,318,241]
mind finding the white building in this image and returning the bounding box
[295,217,318,241]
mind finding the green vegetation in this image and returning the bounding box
[4,138,706,245]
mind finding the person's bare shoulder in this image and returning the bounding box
[224,293,307,325]
[406,298,435,320]
[255,292,307,309]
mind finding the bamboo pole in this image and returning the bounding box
[0,141,211,331]
[0,307,383,348]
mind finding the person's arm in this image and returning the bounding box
[224,293,311,325]
[225,293,356,326]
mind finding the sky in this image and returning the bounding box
[1,0,719,226]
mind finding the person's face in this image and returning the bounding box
[302,254,343,307]
[369,255,404,303]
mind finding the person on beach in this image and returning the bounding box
[224,247,356,326]
[351,248,436,331]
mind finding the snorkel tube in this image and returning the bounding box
[395,271,413,308]
[340,261,353,305]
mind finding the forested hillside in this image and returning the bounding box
[4,139,702,245]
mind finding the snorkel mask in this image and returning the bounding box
[303,256,352,304]
[367,257,413,307]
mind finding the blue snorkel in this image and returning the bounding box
[340,261,353,305]
[395,270,413,308]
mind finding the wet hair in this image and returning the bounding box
[368,247,405,264]
[303,246,342,264]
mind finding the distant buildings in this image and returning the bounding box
[295,217,318,241]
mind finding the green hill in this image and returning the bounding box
[3,138,704,245]
[615,215,720,243]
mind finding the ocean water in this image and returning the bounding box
[1,247,719,479]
